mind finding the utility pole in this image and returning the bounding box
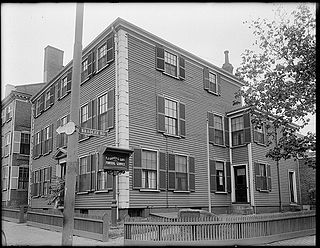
[62,3,84,246]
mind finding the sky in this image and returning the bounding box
[1,2,316,134]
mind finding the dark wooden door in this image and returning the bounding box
[234,166,247,203]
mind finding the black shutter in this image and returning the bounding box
[67,70,72,92]
[179,102,186,138]
[156,46,165,71]
[203,67,209,90]
[267,164,272,191]
[107,89,115,130]
[39,94,45,113]
[57,81,61,99]
[49,124,53,152]
[168,153,175,190]
[159,152,166,190]
[106,35,114,64]
[91,99,97,129]
[189,156,195,192]
[179,56,185,80]
[87,51,95,77]
[243,112,251,143]
[87,101,92,129]
[208,112,214,144]
[133,149,142,189]
[224,117,229,147]
[157,95,165,133]
[255,162,261,190]
[210,160,216,192]
[226,162,231,193]
[217,74,222,95]
[50,85,55,105]
[40,129,44,155]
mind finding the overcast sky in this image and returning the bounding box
[1,2,315,134]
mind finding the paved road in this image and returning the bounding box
[2,219,315,246]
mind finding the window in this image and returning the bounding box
[253,124,265,144]
[4,132,11,157]
[165,99,178,135]
[231,116,244,146]
[20,133,30,155]
[2,165,9,190]
[78,154,96,192]
[18,167,29,190]
[216,161,225,192]
[97,171,109,191]
[209,72,217,94]
[61,76,68,97]
[98,93,108,130]
[33,131,41,158]
[255,162,271,192]
[36,97,43,116]
[42,126,52,154]
[80,104,89,140]
[214,115,224,145]
[81,59,88,81]
[288,171,297,203]
[164,51,177,77]
[141,150,157,189]
[6,104,13,121]
[57,115,69,148]
[175,155,188,191]
[44,90,51,109]
[98,44,107,70]
[33,170,40,196]
[42,167,51,195]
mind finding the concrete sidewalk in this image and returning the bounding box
[2,220,123,246]
[2,219,315,246]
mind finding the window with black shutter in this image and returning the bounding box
[157,95,186,138]
[203,68,222,95]
[255,162,271,192]
[231,112,251,146]
[253,122,266,145]
[155,45,185,80]
[208,112,227,146]
[159,152,166,190]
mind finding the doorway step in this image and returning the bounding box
[231,203,254,215]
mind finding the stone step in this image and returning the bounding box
[231,204,254,215]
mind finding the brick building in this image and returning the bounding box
[29,18,302,218]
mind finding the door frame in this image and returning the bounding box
[231,163,250,203]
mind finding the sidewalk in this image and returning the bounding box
[2,219,315,246]
[2,220,123,246]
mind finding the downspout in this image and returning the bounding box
[248,143,256,214]
[206,119,211,212]
[28,100,35,207]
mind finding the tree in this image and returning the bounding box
[234,4,316,162]
[234,4,316,211]
[47,176,65,209]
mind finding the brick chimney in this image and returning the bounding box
[43,45,64,83]
[222,50,233,74]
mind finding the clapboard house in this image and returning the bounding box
[29,18,301,218]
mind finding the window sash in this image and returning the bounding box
[164,51,177,76]
[61,77,68,96]
[97,171,108,190]
[141,150,157,170]
[232,130,244,146]
[142,170,157,189]
[164,99,178,135]
[176,172,188,191]
[231,116,244,131]
[81,105,89,123]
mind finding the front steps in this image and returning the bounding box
[231,203,254,215]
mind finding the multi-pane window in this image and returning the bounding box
[58,115,68,147]
[61,76,68,97]
[254,124,265,144]
[214,115,224,145]
[44,90,51,109]
[175,155,188,191]
[81,59,88,81]
[165,99,178,135]
[79,156,89,192]
[4,132,11,157]
[216,161,225,192]
[260,164,267,190]
[42,126,52,154]
[141,150,157,189]
[36,98,43,116]
[209,72,217,93]
[164,51,177,77]
[43,167,51,195]
[97,171,108,191]
[231,116,244,146]
[288,171,297,203]
[34,170,40,196]
[98,44,107,70]
[98,94,108,130]
[6,104,12,120]
[2,166,9,190]
[20,133,30,155]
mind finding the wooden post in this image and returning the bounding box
[61,3,84,246]
[111,171,117,226]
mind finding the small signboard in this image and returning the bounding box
[98,146,133,172]
[79,127,108,137]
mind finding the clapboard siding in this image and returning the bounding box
[251,142,300,208]
[127,34,240,209]
[30,60,116,209]
[232,145,248,164]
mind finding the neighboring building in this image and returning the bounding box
[298,150,316,210]
[29,17,302,218]
[1,83,45,207]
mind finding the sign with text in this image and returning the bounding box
[78,127,108,137]
[98,146,133,172]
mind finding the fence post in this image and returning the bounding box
[102,213,109,242]
[18,205,26,223]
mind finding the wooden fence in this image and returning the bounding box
[124,210,316,246]
[2,208,109,242]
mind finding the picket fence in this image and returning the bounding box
[124,210,316,246]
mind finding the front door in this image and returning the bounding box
[234,166,247,203]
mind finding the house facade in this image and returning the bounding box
[1,83,45,207]
[29,18,301,218]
